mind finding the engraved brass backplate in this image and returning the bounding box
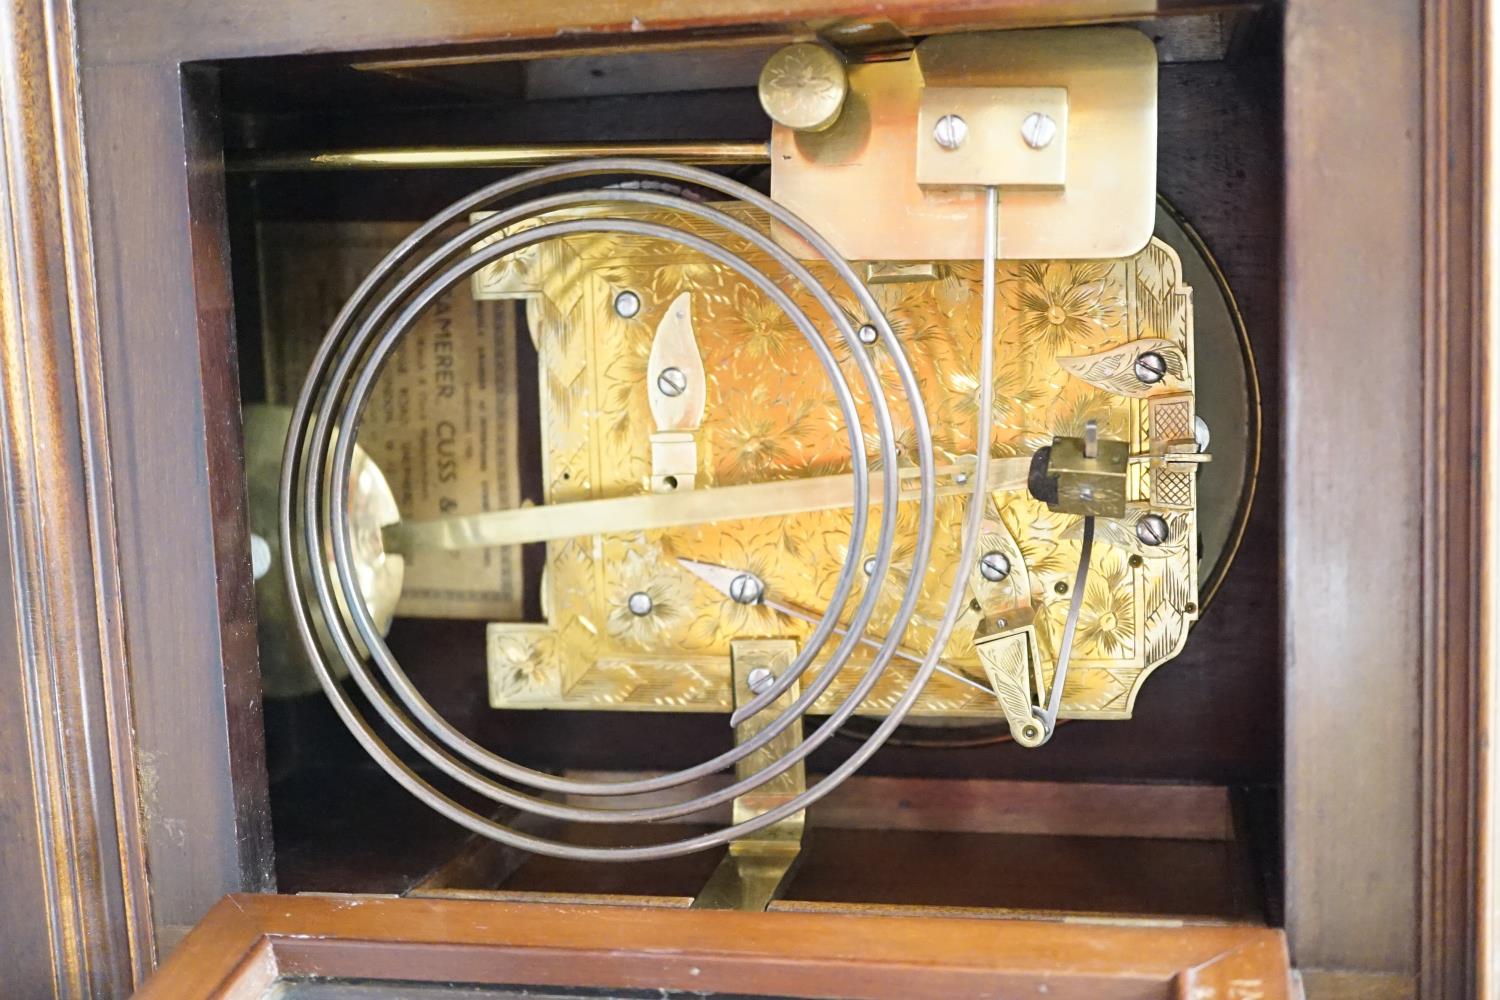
[473,201,1198,719]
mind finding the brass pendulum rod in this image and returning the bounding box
[227,140,772,173]
[382,456,1033,555]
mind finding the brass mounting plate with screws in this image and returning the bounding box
[769,27,1157,261]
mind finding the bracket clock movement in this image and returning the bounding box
[255,24,1257,907]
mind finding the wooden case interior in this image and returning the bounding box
[216,5,1283,923]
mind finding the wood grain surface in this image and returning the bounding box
[1419,0,1489,996]
[134,893,1294,1000]
[1283,0,1422,977]
[0,0,153,993]
[79,0,1258,65]
[0,0,1469,994]
[82,58,276,959]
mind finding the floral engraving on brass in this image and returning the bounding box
[757,43,848,133]
[475,202,1199,719]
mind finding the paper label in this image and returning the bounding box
[259,221,525,620]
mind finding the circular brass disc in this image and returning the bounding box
[758,43,849,133]
[244,404,405,699]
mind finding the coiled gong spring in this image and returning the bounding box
[281,159,998,861]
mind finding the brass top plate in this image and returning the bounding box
[769,27,1157,260]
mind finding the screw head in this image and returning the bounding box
[1136,514,1170,547]
[856,323,879,345]
[656,366,688,397]
[933,114,968,150]
[627,591,654,616]
[1021,111,1058,150]
[978,551,1011,582]
[613,290,641,318]
[1134,351,1168,385]
[729,572,765,605]
[862,556,877,577]
[747,666,776,695]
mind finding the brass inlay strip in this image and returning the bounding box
[228,141,771,173]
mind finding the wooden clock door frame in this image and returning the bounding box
[0,0,1490,996]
